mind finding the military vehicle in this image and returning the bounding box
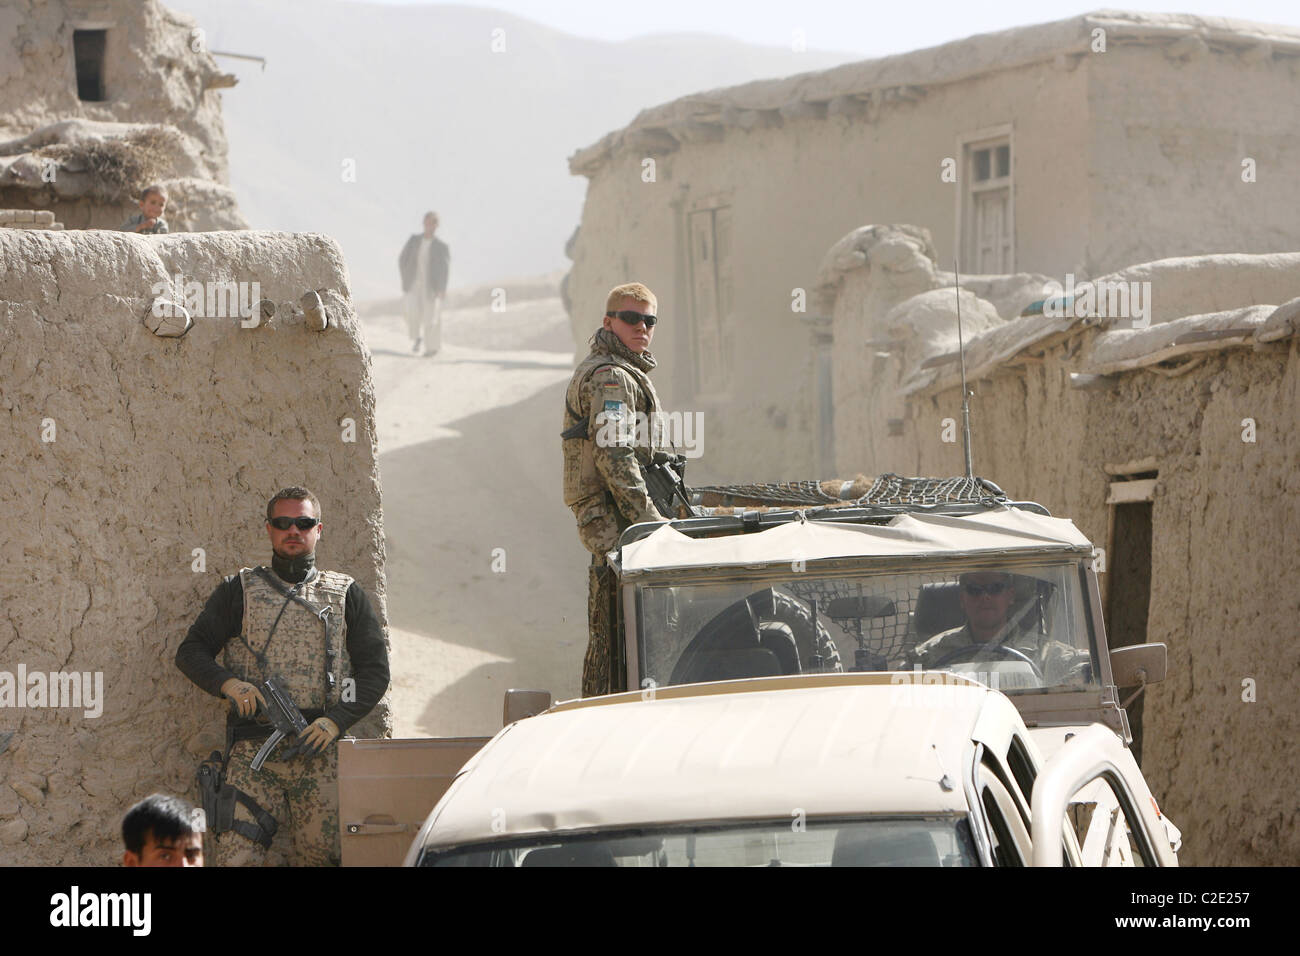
[340,474,1180,866]
[402,674,1176,866]
[611,473,1164,743]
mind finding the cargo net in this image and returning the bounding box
[785,570,961,666]
[693,473,1000,510]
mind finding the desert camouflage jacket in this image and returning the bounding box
[562,327,667,525]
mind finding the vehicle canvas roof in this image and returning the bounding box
[619,506,1094,575]
[420,675,1021,849]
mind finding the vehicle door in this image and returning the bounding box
[337,736,490,866]
[1030,724,1176,866]
[972,701,1083,866]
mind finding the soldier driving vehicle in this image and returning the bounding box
[906,569,1091,687]
[175,487,390,866]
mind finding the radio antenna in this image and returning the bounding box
[954,258,974,480]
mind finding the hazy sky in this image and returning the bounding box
[348,1,1300,55]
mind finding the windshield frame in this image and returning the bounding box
[418,813,981,867]
[624,552,1102,696]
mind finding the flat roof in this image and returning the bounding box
[570,11,1300,175]
[422,675,1021,848]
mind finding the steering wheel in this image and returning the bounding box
[931,643,1043,683]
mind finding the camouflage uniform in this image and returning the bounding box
[210,567,353,867]
[910,623,1088,686]
[563,327,667,697]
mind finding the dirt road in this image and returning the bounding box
[361,297,587,737]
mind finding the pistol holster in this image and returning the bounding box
[197,749,278,849]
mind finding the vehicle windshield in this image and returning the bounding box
[636,560,1096,692]
[420,816,978,867]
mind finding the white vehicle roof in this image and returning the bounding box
[620,506,1093,575]
[419,674,1025,850]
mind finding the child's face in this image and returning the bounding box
[140,192,166,219]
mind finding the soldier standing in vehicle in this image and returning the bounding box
[175,487,390,865]
[562,282,668,697]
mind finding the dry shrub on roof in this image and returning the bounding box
[36,126,181,202]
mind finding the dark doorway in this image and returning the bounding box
[1107,500,1153,765]
[73,30,107,101]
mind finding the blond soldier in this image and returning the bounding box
[176,487,389,865]
[562,282,669,697]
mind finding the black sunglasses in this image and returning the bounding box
[963,581,1011,597]
[268,516,320,531]
[606,310,657,328]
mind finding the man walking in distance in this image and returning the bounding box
[398,211,451,356]
[175,487,390,866]
[562,282,668,697]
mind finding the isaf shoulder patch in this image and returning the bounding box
[603,399,625,421]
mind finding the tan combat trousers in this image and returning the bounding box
[207,741,340,867]
[582,559,626,698]
[576,495,626,698]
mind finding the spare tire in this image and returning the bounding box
[669,588,842,685]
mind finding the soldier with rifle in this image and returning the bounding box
[561,282,694,697]
[175,487,390,866]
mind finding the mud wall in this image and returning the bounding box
[569,54,1089,483]
[0,176,248,233]
[0,229,389,865]
[887,343,1300,866]
[1084,43,1300,277]
[0,0,236,182]
[827,234,1300,865]
[567,17,1300,486]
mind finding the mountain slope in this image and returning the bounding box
[168,0,859,298]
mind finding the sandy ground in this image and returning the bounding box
[360,297,588,738]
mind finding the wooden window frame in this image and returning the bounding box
[954,124,1015,274]
[684,192,734,401]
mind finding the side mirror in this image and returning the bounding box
[1110,643,1167,687]
[503,689,552,726]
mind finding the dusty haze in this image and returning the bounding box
[166,0,860,299]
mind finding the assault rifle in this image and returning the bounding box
[250,676,311,771]
[645,452,702,519]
